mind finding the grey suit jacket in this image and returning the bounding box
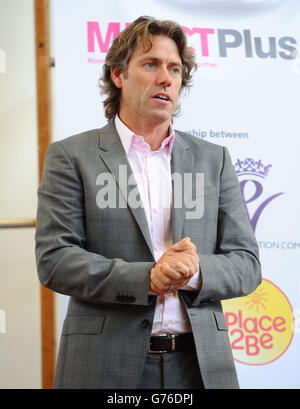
[35,120,261,389]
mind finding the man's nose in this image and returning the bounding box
[156,65,172,87]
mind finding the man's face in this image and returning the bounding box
[112,35,183,128]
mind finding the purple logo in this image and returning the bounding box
[235,158,284,232]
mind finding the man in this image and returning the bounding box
[35,16,261,389]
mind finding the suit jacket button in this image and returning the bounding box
[129,296,136,303]
[141,319,150,328]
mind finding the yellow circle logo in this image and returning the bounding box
[222,279,294,365]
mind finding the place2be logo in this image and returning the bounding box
[222,279,294,365]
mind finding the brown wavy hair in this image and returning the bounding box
[100,16,197,121]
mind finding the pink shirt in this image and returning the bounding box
[115,116,201,334]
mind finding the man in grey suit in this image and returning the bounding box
[35,16,261,389]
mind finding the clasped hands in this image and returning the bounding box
[150,237,199,295]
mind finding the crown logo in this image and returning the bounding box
[234,158,272,179]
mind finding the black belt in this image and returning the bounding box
[148,333,194,353]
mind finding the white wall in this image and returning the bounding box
[0,0,41,388]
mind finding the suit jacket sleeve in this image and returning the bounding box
[183,146,262,307]
[35,141,155,306]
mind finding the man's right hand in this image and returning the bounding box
[150,237,199,294]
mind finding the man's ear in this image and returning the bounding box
[110,66,123,89]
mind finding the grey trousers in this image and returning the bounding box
[137,346,204,389]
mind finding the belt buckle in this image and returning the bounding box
[147,334,176,354]
[147,343,167,353]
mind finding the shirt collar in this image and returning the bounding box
[115,115,175,156]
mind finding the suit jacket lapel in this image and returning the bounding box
[97,121,155,260]
[171,131,194,244]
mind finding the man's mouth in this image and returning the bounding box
[152,93,171,102]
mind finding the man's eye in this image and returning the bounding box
[170,67,181,74]
[145,62,155,68]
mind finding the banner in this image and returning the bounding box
[52,0,300,388]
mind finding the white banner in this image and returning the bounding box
[52,0,300,388]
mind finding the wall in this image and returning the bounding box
[0,0,41,388]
